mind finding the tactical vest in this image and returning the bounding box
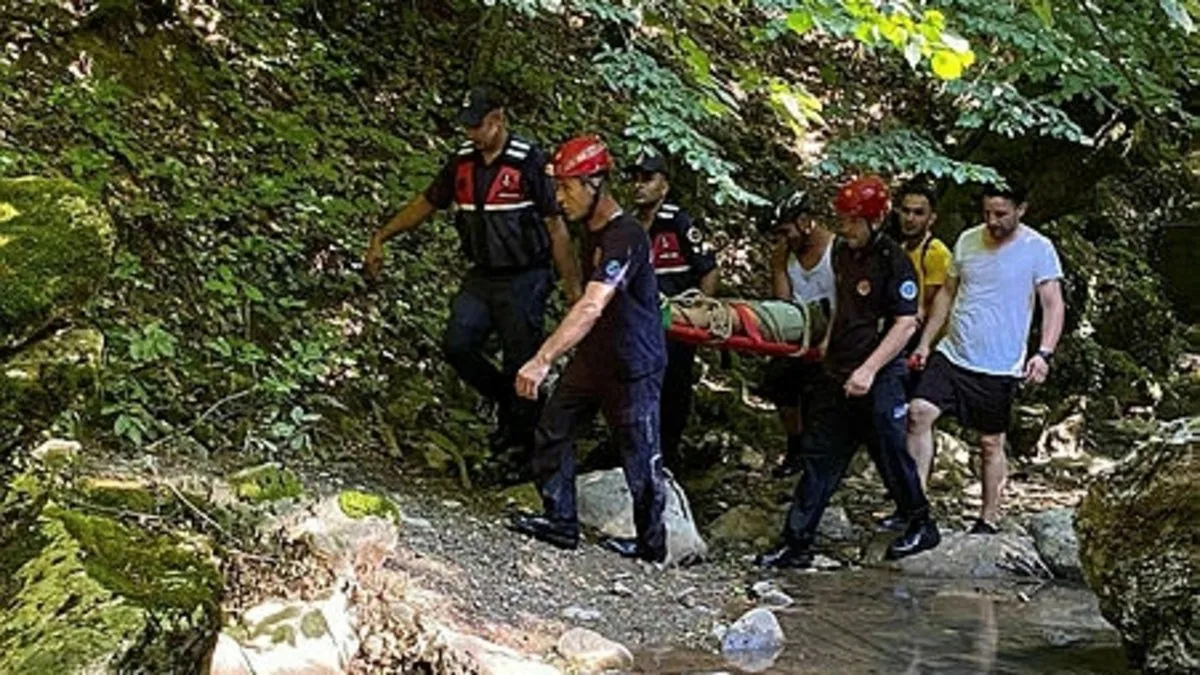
[648,203,700,297]
[451,137,551,273]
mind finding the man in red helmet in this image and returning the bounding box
[509,136,669,563]
[363,86,582,471]
[759,176,940,569]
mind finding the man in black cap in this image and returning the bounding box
[626,151,718,471]
[364,86,582,467]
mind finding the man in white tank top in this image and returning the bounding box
[757,187,836,477]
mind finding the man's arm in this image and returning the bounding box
[1036,279,1065,352]
[373,195,436,244]
[917,273,959,350]
[845,316,918,396]
[515,281,616,399]
[921,284,942,321]
[698,268,719,296]
[770,239,791,301]
[547,216,583,304]
[1025,279,1065,384]
[364,195,437,281]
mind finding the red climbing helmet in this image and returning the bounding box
[549,135,614,179]
[834,175,890,221]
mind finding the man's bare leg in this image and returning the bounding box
[979,433,1007,524]
[906,398,942,490]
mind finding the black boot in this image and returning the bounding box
[602,537,666,563]
[507,513,579,550]
[756,542,815,569]
[886,517,941,560]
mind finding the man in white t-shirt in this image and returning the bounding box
[906,183,1065,534]
[757,186,837,477]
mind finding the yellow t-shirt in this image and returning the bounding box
[906,233,952,308]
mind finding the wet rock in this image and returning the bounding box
[812,554,843,571]
[0,485,221,674]
[891,532,1051,579]
[556,627,633,673]
[442,631,562,675]
[707,504,778,547]
[737,447,766,471]
[1029,508,1083,581]
[721,608,784,670]
[1077,418,1200,673]
[750,581,794,608]
[212,587,357,675]
[0,176,115,347]
[576,469,707,565]
[1036,409,1087,460]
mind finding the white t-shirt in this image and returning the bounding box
[938,224,1063,377]
[787,239,836,312]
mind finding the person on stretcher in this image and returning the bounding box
[661,287,830,355]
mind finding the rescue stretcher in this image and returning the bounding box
[661,291,828,360]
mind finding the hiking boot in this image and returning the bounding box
[876,510,907,532]
[756,543,815,570]
[507,513,579,550]
[968,518,999,535]
[886,518,941,560]
[602,537,667,564]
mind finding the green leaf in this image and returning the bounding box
[786,9,814,35]
[1029,0,1054,27]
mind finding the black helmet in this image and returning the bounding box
[757,186,810,235]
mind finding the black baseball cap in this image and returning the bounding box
[624,152,669,177]
[456,86,505,127]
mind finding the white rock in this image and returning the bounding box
[31,438,80,464]
[556,627,634,673]
[225,587,358,675]
[442,631,562,675]
[562,605,602,622]
[892,532,1052,579]
[721,607,785,654]
[576,468,707,566]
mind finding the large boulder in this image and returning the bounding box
[1077,418,1200,673]
[575,469,707,565]
[1028,508,1083,581]
[891,532,1052,579]
[0,472,222,674]
[0,177,115,346]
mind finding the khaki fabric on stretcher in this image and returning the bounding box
[663,290,829,348]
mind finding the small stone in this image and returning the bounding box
[738,447,766,471]
[400,515,434,530]
[561,605,602,622]
[816,506,856,542]
[721,607,785,654]
[812,554,842,571]
[556,627,633,673]
[442,499,463,509]
[31,438,80,466]
[758,590,794,609]
[611,581,634,597]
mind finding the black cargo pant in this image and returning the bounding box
[532,359,667,557]
[782,358,930,547]
[442,267,551,443]
[659,340,697,470]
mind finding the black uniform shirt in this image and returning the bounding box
[646,203,717,297]
[576,212,667,380]
[826,230,919,378]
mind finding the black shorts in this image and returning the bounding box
[758,357,825,408]
[913,352,1018,435]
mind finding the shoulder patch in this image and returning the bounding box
[686,227,703,244]
[899,280,918,301]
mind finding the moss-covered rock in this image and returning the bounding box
[229,462,303,503]
[1077,418,1200,673]
[0,177,115,346]
[0,498,222,674]
[337,489,400,521]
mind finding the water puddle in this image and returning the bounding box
[635,569,1128,674]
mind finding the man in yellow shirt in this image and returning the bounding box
[878,178,952,531]
[895,180,952,321]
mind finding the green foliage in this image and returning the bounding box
[337,489,400,521]
[818,128,1002,184]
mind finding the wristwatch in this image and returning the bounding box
[1036,348,1054,363]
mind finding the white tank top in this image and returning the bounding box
[786,239,836,312]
